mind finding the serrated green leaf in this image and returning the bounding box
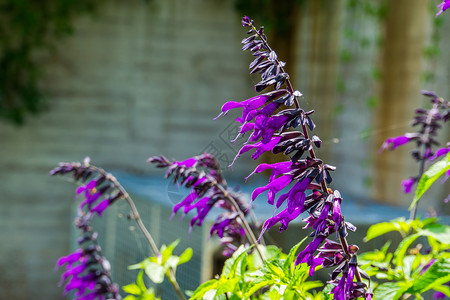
[145,261,165,284]
[123,283,141,295]
[419,223,450,244]
[411,153,450,210]
[189,279,219,299]
[266,261,285,278]
[394,233,420,267]
[178,247,193,265]
[124,296,137,300]
[406,258,450,294]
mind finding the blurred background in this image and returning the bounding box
[0,0,449,298]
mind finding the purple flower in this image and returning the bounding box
[77,180,102,209]
[430,145,450,160]
[295,235,326,265]
[436,0,450,16]
[251,174,293,205]
[242,16,252,26]
[231,135,282,166]
[260,206,303,235]
[379,133,418,152]
[215,94,270,123]
[91,199,111,217]
[433,291,446,299]
[246,161,291,180]
[401,177,415,194]
[57,229,121,300]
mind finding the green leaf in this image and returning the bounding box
[216,278,240,295]
[136,270,146,292]
[418,223,450,245]
[222,245,251,277]
[374,282,400,300]
[411,153,450,210]
[229,248,249,279]
[189,279,219,300]
[123,283,141,295]
[394,233,420,267]
[252,245,282,269]
[284,236,307,270]
[245,280,275,297]
[178,247,193,265]
[161,239,180,263]
[365,219,409,241]
[406,258,450,294]
[144,261,165,284]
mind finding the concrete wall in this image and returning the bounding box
[0,0,448,298]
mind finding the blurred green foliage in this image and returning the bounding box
[0,0,101,124]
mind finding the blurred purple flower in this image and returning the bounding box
[430,145,450,160]
[436,0,450,16]
[379,133,418,152]
[401,177,415,194]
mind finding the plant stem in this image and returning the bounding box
[251,24,363,283]
[210,176,266,262]
[88,166,186,300]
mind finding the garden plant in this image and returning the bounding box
[51,4,450,300]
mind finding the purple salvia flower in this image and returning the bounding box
[295,234,326,266]
[245,161,292,182]
[345,256,357,297]
[251,174,293,205]
[230,135,283,166]
[379,133,419,152]
[436,0,450,16]
[433,291,446,299]
[91,199,111,217]
[215,94,271,122]
[149,154,252,256]
[365,288,373,300]
[332,192,343,231]
[401,177,415,194]
[260,206,303,235]
[430,144,450,160]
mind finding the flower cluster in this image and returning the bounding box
[148,153,250,256]
[380,91,449,194]
[50,158,124,299]
[57,220,121,300]
[214,16,370,299]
